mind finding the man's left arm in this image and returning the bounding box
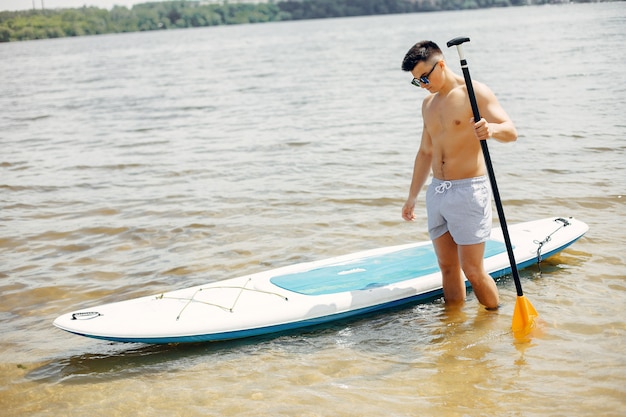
[474,82,517,143]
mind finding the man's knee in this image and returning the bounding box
[438,257,460,276]
[462,263,485,281]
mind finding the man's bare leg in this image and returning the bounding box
[432,232,466,305]
[459,243,499,309]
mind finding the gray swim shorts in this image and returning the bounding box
[426,176,492,245]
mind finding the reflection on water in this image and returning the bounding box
[1,2,625,416]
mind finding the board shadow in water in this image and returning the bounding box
[27,300,439,385]
[27,258,578,385]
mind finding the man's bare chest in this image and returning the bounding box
[424,98,471,139]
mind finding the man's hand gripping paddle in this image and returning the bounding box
[446,37,538,340]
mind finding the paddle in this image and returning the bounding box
[446,37,538,339]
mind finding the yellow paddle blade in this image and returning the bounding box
[512,295,539,339]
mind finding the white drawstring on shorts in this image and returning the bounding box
[435,181,452,194]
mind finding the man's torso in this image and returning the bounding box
[423,86,486,180]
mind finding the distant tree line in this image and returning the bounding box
[0,0,601,42]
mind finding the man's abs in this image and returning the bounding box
[432,145,486,180]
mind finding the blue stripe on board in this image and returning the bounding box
[66,235,585,344]
[271,240,507,295]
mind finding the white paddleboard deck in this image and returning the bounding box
[54,217,588,344]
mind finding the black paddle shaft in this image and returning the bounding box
[446,37,524,297]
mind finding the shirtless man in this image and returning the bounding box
[400,40,517,310]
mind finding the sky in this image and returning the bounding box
[0,0,165,11]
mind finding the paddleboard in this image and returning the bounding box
[53,216,588,344]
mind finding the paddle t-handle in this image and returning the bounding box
[446,37,482,124]
[446,37,524,298]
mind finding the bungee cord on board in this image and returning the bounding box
[534,217,572,263]
[153,278,289,321]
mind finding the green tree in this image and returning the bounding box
[0,25,13,41]
[0,0,603,43]
[111,5,139,32]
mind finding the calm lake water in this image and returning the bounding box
[1,2,625,416]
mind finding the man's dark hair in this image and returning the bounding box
[402,41,443,72]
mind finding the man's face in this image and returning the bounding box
[410,60,442,90]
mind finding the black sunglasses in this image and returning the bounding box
[411,61,440,87]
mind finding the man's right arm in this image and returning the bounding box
[402,125,433,221]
